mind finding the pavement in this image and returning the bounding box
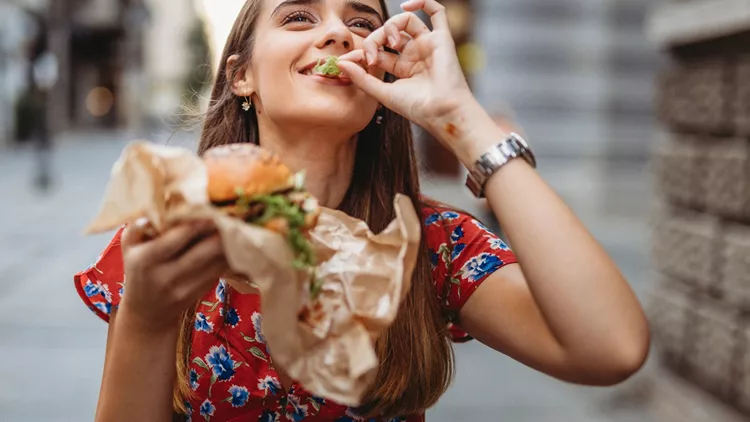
[0,131,658,421]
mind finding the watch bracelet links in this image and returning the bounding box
[465,133,536,197]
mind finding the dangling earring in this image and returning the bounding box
[241,96,252,112]
[375,113,383,125]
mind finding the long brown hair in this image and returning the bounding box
[174,0,454,418]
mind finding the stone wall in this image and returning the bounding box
[648,0,750,415]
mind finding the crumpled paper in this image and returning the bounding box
[85,141,421,406]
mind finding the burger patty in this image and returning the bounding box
[211,198,267,220]
[212,189,317,224]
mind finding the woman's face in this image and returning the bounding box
[243,0,386,132]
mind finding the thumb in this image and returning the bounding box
[121,218,155,248]
[337,58,390,104]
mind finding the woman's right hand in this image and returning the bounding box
[119,221,229,332]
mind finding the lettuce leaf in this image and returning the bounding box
[238,192,322,297]
[312,56,341,76]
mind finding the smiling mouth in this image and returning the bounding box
[301,68,338,78]
[297,58,364,78]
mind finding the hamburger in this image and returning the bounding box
[203,143,322,295]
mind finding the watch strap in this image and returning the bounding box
[465,133,536,197]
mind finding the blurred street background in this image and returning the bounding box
[2,0,750,421]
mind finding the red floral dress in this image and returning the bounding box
[75,205,517,421]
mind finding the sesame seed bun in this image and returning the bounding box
[202,143,320,234]
[203,143,294,202]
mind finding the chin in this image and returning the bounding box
[276,98,376,133]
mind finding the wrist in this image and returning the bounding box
[117,301,182,339]
[430,98,511,167]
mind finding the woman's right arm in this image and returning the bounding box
[96,309,179,422]
[95,222,228,422]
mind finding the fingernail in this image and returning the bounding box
[388,36,397,47]
[365,51,374,65]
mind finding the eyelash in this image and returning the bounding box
[281,11,379,32]
[349,17,377,31]
[282,11,316,25]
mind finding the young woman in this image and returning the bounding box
[75,0,650,420]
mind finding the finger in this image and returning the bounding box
[337,59,392,103]
[384,22,402,50]
[374,51,401,76]
[121,224,147,249]
[364,13,428,64]
[392,31,413,52]
[147,221,216,262]
[172,234,225,278]
[337,49,366,64]
[341,48,401,76]
[174,258,229,303]
[401,0,449,32]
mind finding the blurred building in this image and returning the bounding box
[0,0,39,146]
[385,0,659,177]
[471,0,658,161]
[0,0,209,148]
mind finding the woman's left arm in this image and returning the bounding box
[451,101,650,385]
[338,0,650,385]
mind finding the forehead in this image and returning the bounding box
[264,0,384,14]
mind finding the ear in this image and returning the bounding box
[226,54,254,97]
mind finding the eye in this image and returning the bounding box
[348,18,377,32]
[282,11,316,25]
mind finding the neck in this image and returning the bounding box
[257,123,357,209]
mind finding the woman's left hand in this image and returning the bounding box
[337,0,475,140]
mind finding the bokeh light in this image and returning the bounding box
[85,87,114,117]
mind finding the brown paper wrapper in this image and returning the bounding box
[85,141,421,406]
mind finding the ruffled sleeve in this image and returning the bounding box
[74,227,126,323]
[424,208,518,342]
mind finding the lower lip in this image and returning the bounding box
[301,73,353,87]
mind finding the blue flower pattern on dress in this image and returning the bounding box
[190,369,200,391]
[83,280,112,301]
[216,280,226,303]
[251,312,266,344]
[225,308,241,327]
[227,385,249,407]
[471,218,491,233]
[184,401,193,422]
[199,399,215,420]
[94,301,112,316]
[450,225,464,243]
[451,243,466,261]
[195,312,214,333]
[257,375,282,397]
[286,394,309,422]
[206,345,236,382]
[428,249,439,269]
[487,236,511,251]
[259,410,281,422]
[425,210,460,226]
[459,253,504,282]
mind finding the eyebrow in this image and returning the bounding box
[271,0,384,24]
[271,0,319,18]
[345,0,384,24]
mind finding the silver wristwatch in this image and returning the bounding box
[465,132,537,198]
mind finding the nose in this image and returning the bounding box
[316,18,353,52]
